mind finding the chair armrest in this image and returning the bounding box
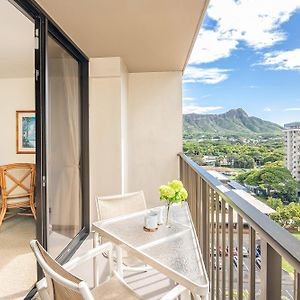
[160,284,187,300]
[64,242,113,271]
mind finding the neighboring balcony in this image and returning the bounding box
[178,153,300,300]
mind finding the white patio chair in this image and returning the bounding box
[95,191,152,273]
[30,239,142,300]
[31,239,189,300]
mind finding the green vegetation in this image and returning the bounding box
[282,233,300,274]
[235,162,299,203]
[293,232,300,240]
[183,139,284,168]
[183,108,283,138]
[269,200,300,228]
[282,259,294,274]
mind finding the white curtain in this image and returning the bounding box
[47,37,81,254]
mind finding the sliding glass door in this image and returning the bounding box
[47,36,82,256]
[12,0,89,290]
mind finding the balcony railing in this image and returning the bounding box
[178,153,300,300]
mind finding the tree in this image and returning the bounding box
[267,197,283,209]
[270,202,300,229]
[233,155,255,169]
[235,162,299,202]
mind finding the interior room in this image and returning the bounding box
[0,1,36,298]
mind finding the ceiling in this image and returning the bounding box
[35,0,208,72]
[0,1,34,78]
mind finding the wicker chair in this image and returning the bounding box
[0,163,36,227]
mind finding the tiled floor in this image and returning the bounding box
[0,220,186,299]
[71,237,177,300]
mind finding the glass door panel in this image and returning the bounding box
[47,36,82,256]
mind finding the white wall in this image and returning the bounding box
[127,72,182,208]
[0,78,35,165]
[89,58,128,222]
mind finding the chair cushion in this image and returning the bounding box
[91,276,142,300]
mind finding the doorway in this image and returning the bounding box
[0,0,89,297]
[0,1,36,298]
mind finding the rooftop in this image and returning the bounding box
[284,122,300,129]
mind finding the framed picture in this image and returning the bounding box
[16,110,36,154]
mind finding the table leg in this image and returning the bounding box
[93,231,100,287]
[191,293,202,300]
[116,245,124,278]
[179,288,191,300]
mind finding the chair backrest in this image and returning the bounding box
[96,191,147,220]
[30,240,91,300]
[0,163,35,198]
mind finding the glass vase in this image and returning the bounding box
[166,202,171,227]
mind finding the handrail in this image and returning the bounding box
[178,152,300,273]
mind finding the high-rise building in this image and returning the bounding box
[284,122,300,185]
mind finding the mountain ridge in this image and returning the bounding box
[183,108,283,137]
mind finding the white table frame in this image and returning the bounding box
[92,205,209,299]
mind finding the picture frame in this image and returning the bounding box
[16,110,36,154]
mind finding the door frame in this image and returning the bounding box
[9,0,90,272]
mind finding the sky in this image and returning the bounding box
[183,0,300,126]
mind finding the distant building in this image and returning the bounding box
[284,122,300,184]
[207,170,230,184]
[203,155,217,166]
[208,170,275,216]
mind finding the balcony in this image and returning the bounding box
[178,153,300,300]
[2,1,300,299]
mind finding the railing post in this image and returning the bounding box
[295,271,300,300]
[261,241,281,300]
[210,188,215,298]
[237,215,243,300]
[179,156,183,182]
[200,178,209,269]
[249,227,256,300]
[228,206,234,300]
[221,199,226,300]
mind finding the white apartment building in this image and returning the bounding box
[284,122,300,183]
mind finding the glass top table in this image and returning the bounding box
[92,203,209,296]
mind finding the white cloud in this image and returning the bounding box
[183,105,223,114]
[189,0,300,64]
[285,107,300,111]
[264,107,272,112]
[259,49,300,70]
[183,66,230,84]
[189,29,238,64]
[183,97,195,102]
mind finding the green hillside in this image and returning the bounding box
[183,108,283,138]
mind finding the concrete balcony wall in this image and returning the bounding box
[127,72,183,208]
[89,58,182,221]
[89,57,128,222]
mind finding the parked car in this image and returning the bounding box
[233,247,238,256]
[256,244,261,256]
[255,257,261,269]
[225,246,229,256]
[210,246,217,257]
[243,246,249,257]
[233,256,238,268]
[214,257,222,270]
[255,248,260,258]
